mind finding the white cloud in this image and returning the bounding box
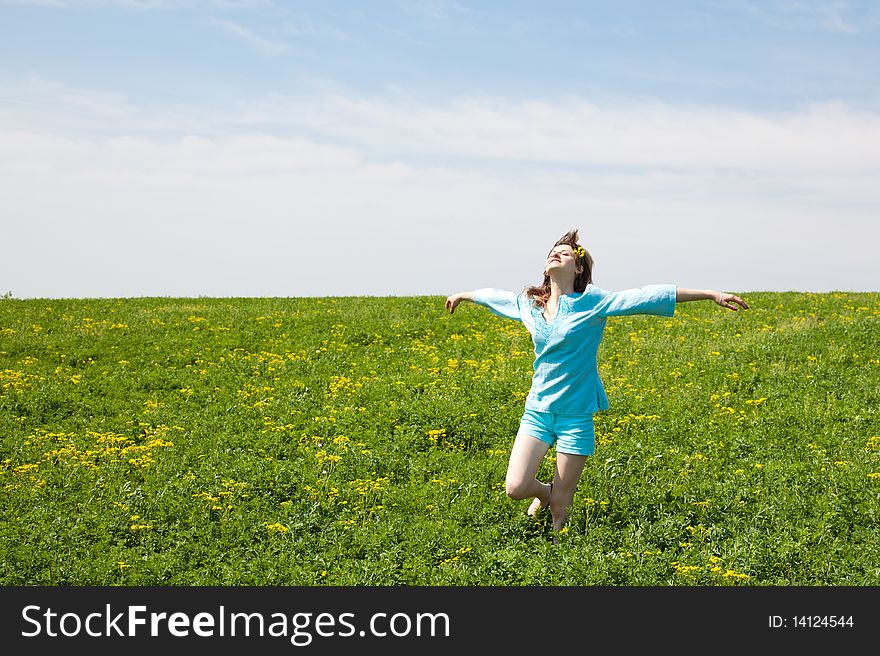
[5,0,274,8]
[5,0,68,6]
[714,0,878,34]
[279,16,351,41]
[400,0,476,20]
[206,18,290,55]
[6,0,170,7]
[217,94,880,182]
[1,76,878,297]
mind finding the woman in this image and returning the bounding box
[444,228,749,535]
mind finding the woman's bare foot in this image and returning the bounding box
[526,482,552,517]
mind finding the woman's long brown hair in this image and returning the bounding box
[523,228,594,310]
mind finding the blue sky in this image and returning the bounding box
[4,1,879,110]
[2,0,879,297]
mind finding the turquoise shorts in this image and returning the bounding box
[516,408,595,456]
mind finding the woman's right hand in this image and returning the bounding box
[714,291,749,311]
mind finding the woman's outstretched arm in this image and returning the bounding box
[676,287,749,311]
[447,289,524,322]
[445,291,474,314]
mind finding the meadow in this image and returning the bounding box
[1,291,878,585]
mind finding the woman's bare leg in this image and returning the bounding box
[550,452,589,532]
[505,433,552,515]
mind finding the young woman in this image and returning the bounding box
[444,228,749,535]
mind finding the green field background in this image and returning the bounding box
[1,292,878,585]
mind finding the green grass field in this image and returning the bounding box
[1,291,878,585]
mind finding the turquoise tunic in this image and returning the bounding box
[472,284,677,414]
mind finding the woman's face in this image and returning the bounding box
[544,245,581,278]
